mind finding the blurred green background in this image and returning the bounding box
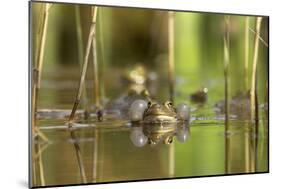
[32,3,268,108]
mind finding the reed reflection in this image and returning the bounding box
[68,128,87,183]
[32,136,50,186]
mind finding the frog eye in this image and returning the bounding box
[147,101,152,107]
[164,101,173,107]
[164,136,173,144]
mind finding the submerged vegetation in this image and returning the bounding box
[31,2,269,187]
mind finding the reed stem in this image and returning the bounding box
[254,84,259,171]
[32,3,52,141]
[244,17,249,90]
[68,6,99,124]
[36,3,51,88]
[250,17,262,122]
[75,5,90,117]
[98,7,106,101]
[224,16,230,174]
[168,11,175,103]
[223,16,230,130]
[91,7,101,109]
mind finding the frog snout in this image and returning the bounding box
[153,104,161,109]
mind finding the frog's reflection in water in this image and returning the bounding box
[130,122,190,147]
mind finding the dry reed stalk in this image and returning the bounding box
[98,8,106,101]
[34,4,44,68]
[32,3,52,140]
[244,17,250,90]
[250,17,263,122]
[32,88,49,142]
[34,127,48,142]
[32,4,44,134]
[68,6,99,124]
[168,11,175,103]
[75,5,90,116]
[36,3,52,88]
[91,7,101,108]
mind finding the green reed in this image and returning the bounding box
[244,17,250,90]
[168,11,175,103]
[223,16,230,130]
[250,17,262,122]
[223,15,230,174]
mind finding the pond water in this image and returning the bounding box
[32,65,268,187]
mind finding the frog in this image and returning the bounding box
[190,87,208,104]
[143,101,178,123]
[129,100,189,146]
[121,64,147,85]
